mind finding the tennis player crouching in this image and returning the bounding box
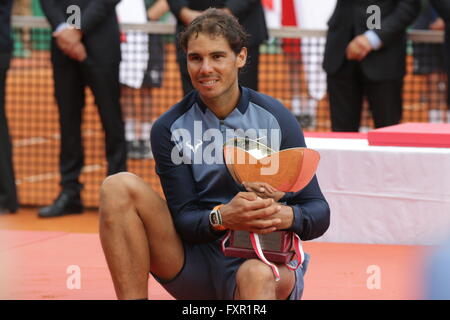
[99,8,330,300]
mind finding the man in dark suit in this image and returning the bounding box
[168,0,268,95]
[0,0,18,215]
[38,0,127,217]
[323,0,421,132]
[430,0,450,115]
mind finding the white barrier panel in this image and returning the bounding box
[306,137,450,245]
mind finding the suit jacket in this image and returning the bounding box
[430,0,450,22]
[0,0,13,69]
[39,0,121,66]
[429,0,450,48]
[430,0,450,108]
[323,0,421,81]
[167,0,268,48]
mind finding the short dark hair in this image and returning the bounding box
[179,8,249,55]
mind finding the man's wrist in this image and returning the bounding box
[55,22,70,33]
[209,204,227,231]
[221,7,233,16]
[179,7,193,24]
[279,205,294,230]
[274,191,285,202]
[364,30,382,50]
[179,7,202,25]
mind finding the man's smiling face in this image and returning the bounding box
[186,32,247,104]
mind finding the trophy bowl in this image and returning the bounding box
[223,137,320,192]
[222,137,320,264]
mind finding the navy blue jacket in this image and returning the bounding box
[151,87,330,244]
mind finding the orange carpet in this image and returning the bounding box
[0,208,430,300]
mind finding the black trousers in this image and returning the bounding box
[176,45,260,95]
[327,60,403,132]
[0,67,18,211]
[52,61,127,193]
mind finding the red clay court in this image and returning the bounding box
[0,207,431,300]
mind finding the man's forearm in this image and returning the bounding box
[148,0,170,21]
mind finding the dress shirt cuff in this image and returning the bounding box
[55,22,70,33]
[364,30,383,50]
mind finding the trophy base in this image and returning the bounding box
[222,230,295,264]
[223,247,295,264]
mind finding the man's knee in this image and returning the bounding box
[99,172,143,220]
[101,172,135,198]
[236,259,275,287]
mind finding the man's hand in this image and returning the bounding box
[65,42,87,62]
[430,18,445,31]
[179,7,203,25]
[242,181,285,202]
[220,192,283,234]
[53,28,86,62]
[53,28,83,52]
[220,7,233,16]
[346,34,373,61]
[147,0,170,21]
[179,7,233,27]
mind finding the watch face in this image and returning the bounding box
[211,211,219,225]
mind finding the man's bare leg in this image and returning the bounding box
[99,172,184,299]
[234,259,296,300]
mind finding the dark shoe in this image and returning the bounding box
[38,192,83,218]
